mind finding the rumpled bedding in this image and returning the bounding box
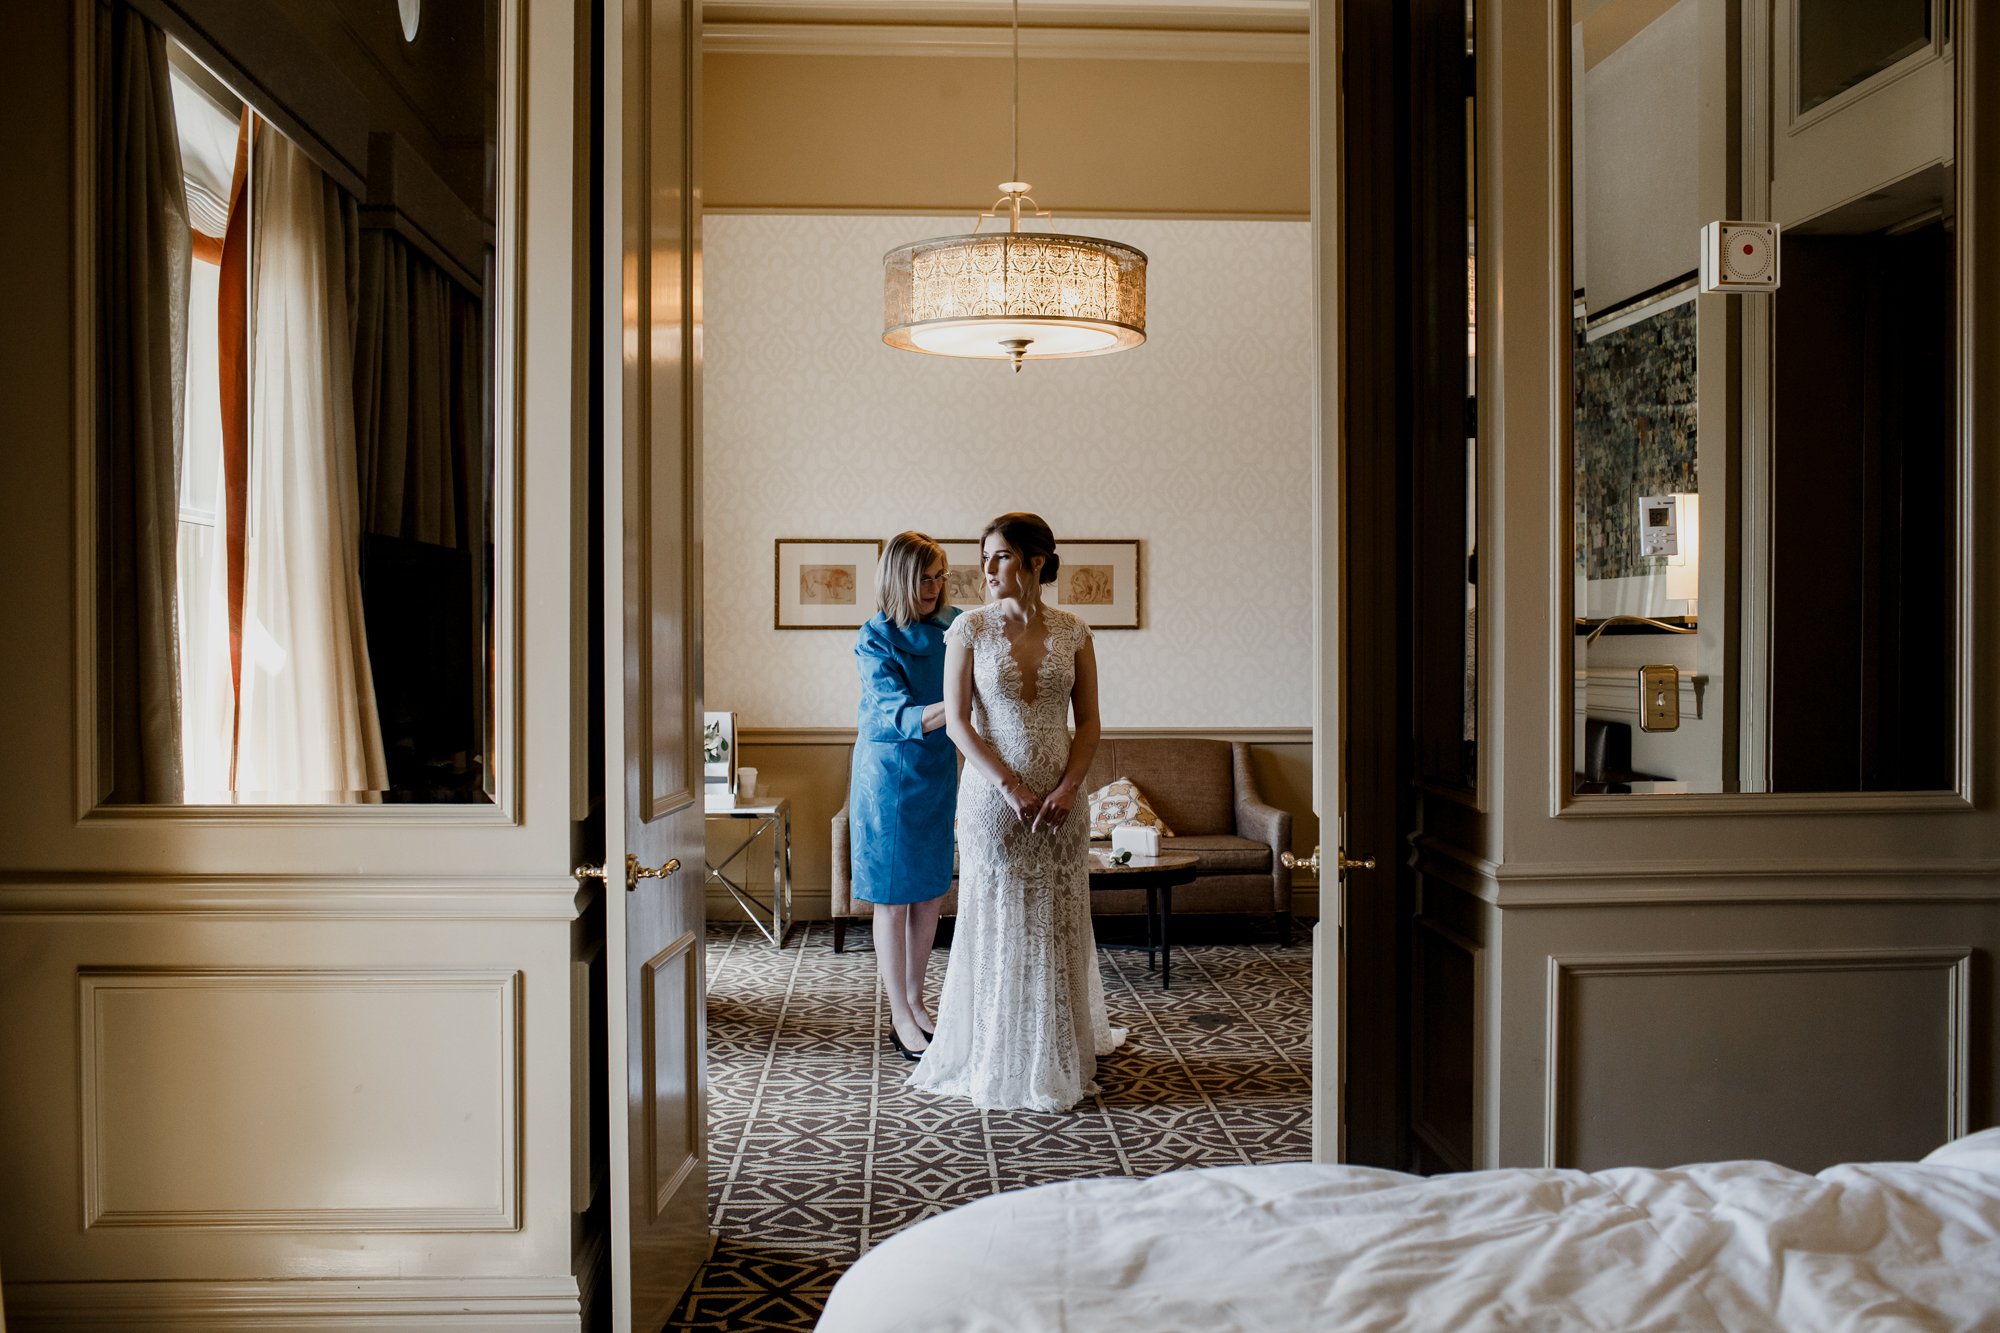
[816,1129,2000,1331]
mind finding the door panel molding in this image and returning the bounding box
[1411,914,1483,1173]
[3,1275,581,1328]
[1489,863,2000,899]
[625,0,703,825]
[1545,946,1972,1169]
[78,968,522,1231]
[640,930,701,1219]
[0,875,585,919]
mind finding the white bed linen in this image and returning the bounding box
[817,1129,2000,1332]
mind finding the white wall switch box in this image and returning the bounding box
[1700,221,1780,292]
[1638,494,1680,557]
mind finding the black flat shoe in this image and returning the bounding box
[920,1028,935,1043]
[890,1029,925,1062]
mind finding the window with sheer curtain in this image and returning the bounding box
[164,38,386,803]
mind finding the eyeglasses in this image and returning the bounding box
[918,571,950,587]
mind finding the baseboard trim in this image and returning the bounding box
[738,725,1314,747]
[4,1275,582,1328]
[706,887,1323,927]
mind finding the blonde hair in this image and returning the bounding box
[877,531,949,627]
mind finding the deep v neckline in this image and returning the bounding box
[1000,608,1050,708]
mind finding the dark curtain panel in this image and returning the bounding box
[99,2,188,802]
[352,230,489,801]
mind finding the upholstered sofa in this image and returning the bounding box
[830,738,1294,951]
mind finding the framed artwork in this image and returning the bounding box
[774,538,882,629]
[937,540,986,609]
[939,537,1142,628]
[1052,539,1142,628]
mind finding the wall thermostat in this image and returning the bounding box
[1700,221,1780,292]
[1637,494,1679,557]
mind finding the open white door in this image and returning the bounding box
[1308,0,1349,1166]
[602,0,712,1325]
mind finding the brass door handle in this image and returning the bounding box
[573,853,683,891]
[1279,846,1377,874]
[633,856,681,883]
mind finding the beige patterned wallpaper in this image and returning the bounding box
[702,213,1313,728]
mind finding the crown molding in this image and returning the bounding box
[702,21,1306,60]
[704,0,1308,29]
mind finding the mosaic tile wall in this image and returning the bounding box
[1573,300,1698,582]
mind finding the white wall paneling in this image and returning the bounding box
[0,907,578,1322]
[79,968,521,1230]
[1453,0,2000,1177]
[0,0,595,1320]
[702,214,1315,730]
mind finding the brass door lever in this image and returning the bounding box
[573,853,683,891]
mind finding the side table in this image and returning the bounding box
[704,794,793,947]
[1087,849,1199,990]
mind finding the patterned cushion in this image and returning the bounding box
[1086,777,1176,841]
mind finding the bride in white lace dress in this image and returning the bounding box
[908,513,1126,1112]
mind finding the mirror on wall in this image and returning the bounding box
[94,0,497,805]
[1568,0,1956,797]
[1414,0,1480,793]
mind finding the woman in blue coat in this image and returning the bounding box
[851,532,960,1061]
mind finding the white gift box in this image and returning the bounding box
[1111,825,1161,857]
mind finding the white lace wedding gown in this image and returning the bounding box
[908,603,1126,1112]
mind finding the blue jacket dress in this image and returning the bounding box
[849,606,961,904]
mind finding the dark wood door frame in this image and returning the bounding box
[1340,0,1471,1170]
[1339,0,1413,1170]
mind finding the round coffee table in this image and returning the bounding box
[1088,849,1199,990]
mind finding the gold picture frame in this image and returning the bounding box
[937,537,1141,629]
[773,538,883,629]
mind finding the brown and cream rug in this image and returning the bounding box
[663,916,1315,1332]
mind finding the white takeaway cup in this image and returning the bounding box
[736,767,758,798]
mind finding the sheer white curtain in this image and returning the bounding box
[233,127,386,801]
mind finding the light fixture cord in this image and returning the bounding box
[1011,0,1020,187]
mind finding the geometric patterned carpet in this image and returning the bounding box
[662,915,1315,1332]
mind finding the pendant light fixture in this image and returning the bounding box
[882,0,1147,372]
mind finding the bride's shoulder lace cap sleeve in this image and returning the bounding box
[944,608,977,648]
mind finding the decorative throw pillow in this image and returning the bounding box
[1086,778,1175,841]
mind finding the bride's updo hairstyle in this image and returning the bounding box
[981,512,1060,585]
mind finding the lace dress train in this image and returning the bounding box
[907,604,1125,1113]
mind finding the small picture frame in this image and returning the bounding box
[703,711,737,797]
[938,537,1142,628]
[774,539,883,629]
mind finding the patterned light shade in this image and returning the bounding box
[883,230,1147,366]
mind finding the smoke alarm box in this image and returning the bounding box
[1700,221,1780,292]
